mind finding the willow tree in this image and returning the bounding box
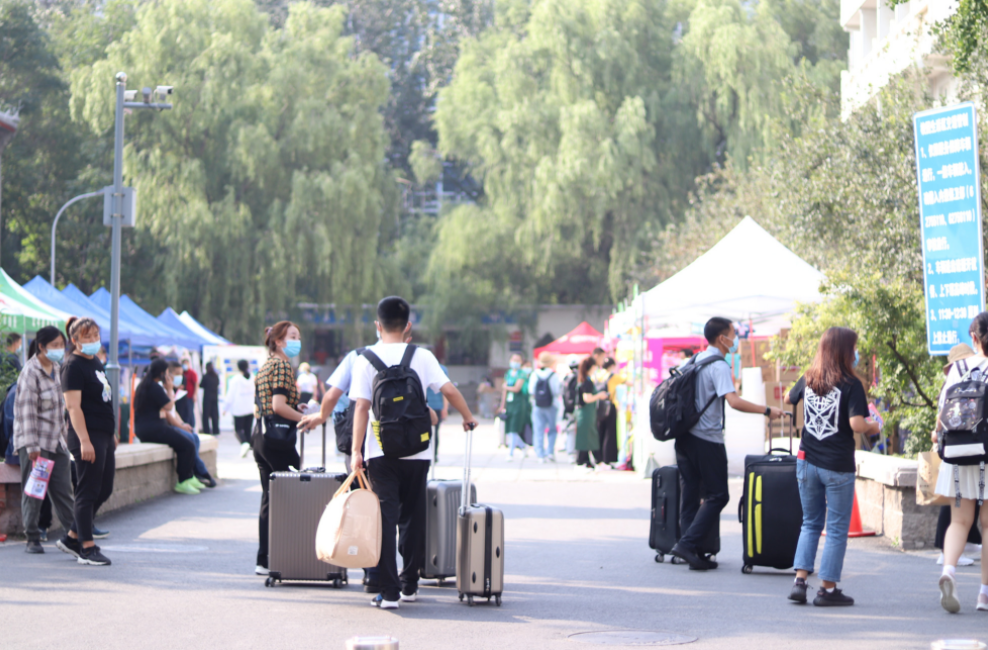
[69,0,393,341]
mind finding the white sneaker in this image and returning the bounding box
[240,442,251,458]
[940,573,962,613]
[371,594,399,609]
[399,591,417,602]
[506,455,514,462]
[978,593,988,611]
[255,565,270,576]
[937,553,975,566]
[966,543,983,556]
[538,457,546,464]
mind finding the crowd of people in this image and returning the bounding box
[499,347,623,471]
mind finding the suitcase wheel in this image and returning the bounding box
[333,578,343,589]
[741,564,753,575]
[438,577,446,586]
[264,577,274,588]
[654,553,664,563]
[495,594,502,607]
[467,595,475,607]
[459,593,464,602]
[670,556,684,565]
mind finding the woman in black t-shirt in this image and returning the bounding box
[574,357,608,468]
[56,317,116,567]
[134,359,200,494]
[784,327,879,607]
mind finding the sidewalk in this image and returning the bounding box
[0,419,985,649]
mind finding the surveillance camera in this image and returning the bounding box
[115,71,128,83]
[155,86,173,101]
[142,87,152,103]
[124,90,137,101]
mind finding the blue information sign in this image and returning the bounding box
[914,102,984,355]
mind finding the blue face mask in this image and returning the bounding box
[854,350,860,368]
[80,342,101,356]
[173,374,183,387]
[284,340,301,357]
[46,348,65,363]
[509,361,521,370]
[727,335,739,354]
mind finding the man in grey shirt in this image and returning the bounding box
[670,317,784,571]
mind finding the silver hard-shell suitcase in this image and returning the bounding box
[455,423,504,606]
[264,426,348,588]
[422,478,476,583]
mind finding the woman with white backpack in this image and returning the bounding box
[934,311,988,613]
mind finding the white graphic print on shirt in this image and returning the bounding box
[804,386,840,441]
[96,370,112,403]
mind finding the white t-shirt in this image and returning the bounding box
[327,349,361,394]
[297,371,318,394]
[349,343,451,461]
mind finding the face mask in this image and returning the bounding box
[284,340,301,357]
[46,348,65,363]
[853,350,860,368]
[80,342,101,356]
[727,335,739,355]
[182,364,189,371]
[173,374,183,387]
[15,341,22,353]
[509,361,521,370]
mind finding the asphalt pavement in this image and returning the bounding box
[1,419,986,650]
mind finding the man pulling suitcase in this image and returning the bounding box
[670,317,784,570]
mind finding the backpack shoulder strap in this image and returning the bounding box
[361,349,388,373]
[400,344,417,368]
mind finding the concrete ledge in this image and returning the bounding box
[854,451,937,550]
[0,434,219,536]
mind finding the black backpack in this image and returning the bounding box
[649,355,727,441]
[534,371,554,408]
[331,348,365,455]
[362,345,433,458]
[938,359,988,467]
[563,373,578,415]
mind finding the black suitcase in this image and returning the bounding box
[738,413,802,573]
[649,465,719,563]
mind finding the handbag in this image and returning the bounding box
[315,468,382,569]
[917,450,951,507]
[255,391,297,451]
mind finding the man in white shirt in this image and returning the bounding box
[350,296,478,609]
[528,351,562,462]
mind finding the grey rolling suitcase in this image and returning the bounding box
[456,423,504,606]
[264,426,348,588]
[422,478,476,583]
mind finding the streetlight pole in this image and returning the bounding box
[108,72,172,433]
[50,190,104,286]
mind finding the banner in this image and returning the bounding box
[914,102,984,355]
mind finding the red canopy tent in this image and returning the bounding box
[532,322,604,359]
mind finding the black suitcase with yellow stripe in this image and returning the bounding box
[738,446,802,574]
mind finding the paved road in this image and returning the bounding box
[2,420,986,649]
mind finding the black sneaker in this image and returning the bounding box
[813,587,854,607]
[196,473,218,489]
[92,526,110,540]
[25,540,44,554]
[56,535,82,559]
[77,546,112,566]
[789,579,808,604]
[670,543,715,571]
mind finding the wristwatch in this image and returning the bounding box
[763,406,771,417]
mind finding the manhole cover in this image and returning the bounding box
[99,543,209,553]
[568,631,697,646]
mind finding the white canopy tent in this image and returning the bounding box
[640,216,825,335]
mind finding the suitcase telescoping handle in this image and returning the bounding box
[460,421,478,516]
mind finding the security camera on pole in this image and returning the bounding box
[107,72,173,435]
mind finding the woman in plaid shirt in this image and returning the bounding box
[13,326,75,555]
[252,320,306,576]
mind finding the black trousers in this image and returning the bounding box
[136,421,197,482]
[202,397,219,434]
[252,429,300,567]
[935,504,983,549]
[67,431,115,543]
[675,433,729,551]
[366,456,430,602]
[233,415,254,445]
[597,408,618,464]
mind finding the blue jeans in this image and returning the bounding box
[793,459,856,583]
[532,406,558,458]
[178,428,210,477]
[507,433,526,454]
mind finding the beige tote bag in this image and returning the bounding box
[917,450,951,507]
[316,468,382,569]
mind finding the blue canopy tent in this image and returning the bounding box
[58,283,157,347]
[179,310,231,345]
[90,289,201,349]
[157,308,213,348]
[23,276,112,334]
